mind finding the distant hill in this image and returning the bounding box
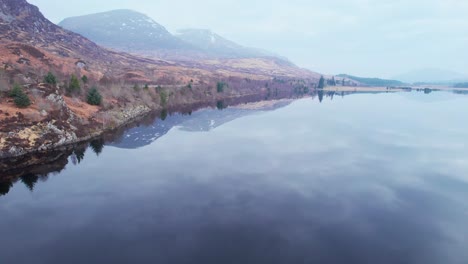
[58,9,191,52]
[175,28,276,59]
[394,68,467,84]
[454,83,468,88]
[337,74,404,87]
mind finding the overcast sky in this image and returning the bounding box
[29,0,468,78]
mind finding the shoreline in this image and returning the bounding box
[0,91,282,161]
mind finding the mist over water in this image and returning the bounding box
[1,91,468,264]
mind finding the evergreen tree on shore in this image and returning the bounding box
[318,76,325,89]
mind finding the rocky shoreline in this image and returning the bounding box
[0,94,152,160]
[0,90,273,160]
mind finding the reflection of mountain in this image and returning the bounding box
[109,100,292,150]
[0,90,394,197]
[181,100,292,132]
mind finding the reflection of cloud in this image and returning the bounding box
[4,165,466,263]
[2,93,468,263]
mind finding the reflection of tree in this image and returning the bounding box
[89,138,105,156]
[317,90,324,103]
[74,146,86,164]
[0,181,13,196]
[160,109,168,121]
[0,144,82,197]
[21,174,39,192]
[216,100,227,110]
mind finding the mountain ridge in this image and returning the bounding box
[393,68,468,84]
[175,28,277,59]
[58,9,286,61]
[59,9,193,52]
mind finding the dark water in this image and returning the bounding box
[1,91,468,264]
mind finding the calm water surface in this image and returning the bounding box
[1,91,468,264]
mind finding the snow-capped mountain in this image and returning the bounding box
[175,28,275,58]
[59,9,192,52]
[58,10,286,61]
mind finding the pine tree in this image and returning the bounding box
[81,75,88,84]
[14,91,31,108]
[44,72,57,85]
[318,76,325,89]
[159,90,168,107]
[217,82,225,93]
[9,84,22,98]
[67,74,81,95]
[86,86,102,106]
[9,84,31,108]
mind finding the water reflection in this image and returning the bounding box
[0,90,467,264]
[89,138,105,156]
[0,180,12,196]
[0,89,437,196]
[0,145,84,196]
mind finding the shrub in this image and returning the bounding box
[9,84,23,98]
[217,82,226,93]
[86,86,102,106]
[159,90,168,107]
[81,75,88,84]
[44,72,57,85]
[13,89,31,108]
[67,74,81,95]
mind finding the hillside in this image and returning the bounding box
[337,74,404,87]
[1,1,319,84]
[0,0,321,159]
[0,0,188,83]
